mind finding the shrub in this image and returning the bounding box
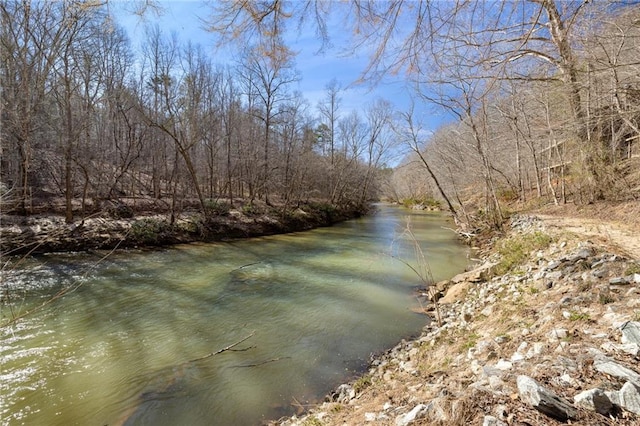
[401,196,441,209]
[205,200,231,216]
[495,231,553,274]
[568,311,590,321]
[108,202,134,219]
[625,263,640,275]
[352,375,372,393]
[130,218,172,244]
[241,202,261,216]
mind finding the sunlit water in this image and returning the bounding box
[0,205,469,426]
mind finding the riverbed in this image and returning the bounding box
[0,205,468,426]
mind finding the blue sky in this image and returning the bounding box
[111,0,448,152]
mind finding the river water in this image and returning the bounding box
[0,205,468,426]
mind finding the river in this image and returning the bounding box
[0,205,469,426]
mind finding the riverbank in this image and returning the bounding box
[272,208,640,425]
[0,200,366,256]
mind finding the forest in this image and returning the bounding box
[2,0,639,233]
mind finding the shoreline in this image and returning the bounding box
[273,214,640,425]
[0,202,367,257]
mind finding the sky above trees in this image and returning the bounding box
[110,1,443,135]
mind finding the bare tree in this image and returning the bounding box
[393,101,458,217]
[237,42,300,204]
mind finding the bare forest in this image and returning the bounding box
[2,0,639,237]
[1,1,391,232]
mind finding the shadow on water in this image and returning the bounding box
[1,205,469,426]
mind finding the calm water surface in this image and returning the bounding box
[1,205,468,425]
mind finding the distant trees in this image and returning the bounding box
[3,0,639,227]
[1,1,388,221]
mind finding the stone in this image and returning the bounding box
[488,375,505,392]
[395,403,431,426]
[567,247,593,262]
[517,375,577,421]
[331,384,355,403]
[525,342,545,359]
[547,328,568,342]
[619,382,640,415]
[609,276,630,285]
[619,321,640,345]
[546,270,563,281]
[483,415,507,426]
[364,412,377,421]
[601,341,640,357]
[573,388,613,415]
[593,356,640,387]
[557,373,580,388]
[495,359,513,371]
[605,389,622,407]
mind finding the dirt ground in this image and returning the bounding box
[533,200,640,259]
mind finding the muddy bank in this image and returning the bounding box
[1,202,366,256]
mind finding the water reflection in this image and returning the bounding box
[0,206,468,426]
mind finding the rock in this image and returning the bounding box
[573,388,613,415]
[620,321,640,345]
[601,341,640,357]
[440,281,470,304]
[330,384,355,403]
[364,412,377,421]
[495,359,513,371]
[426,397,450,422]
[547,328,568,342]
[610,276,630,285]
[593,355,640,387]
[516,375,577,421]
[483,415,507,426]
[618,382,640,415]
[567,247,594,262]
[395,403,430,426]
[546,260,563,271]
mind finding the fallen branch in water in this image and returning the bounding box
[441,226,476,240]
[230,356,291,368]
[186,332,256,364]
[230,262,263,273]
[113,331,257,426]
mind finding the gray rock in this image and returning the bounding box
[601,341,640,357]
[572,247,594,260]
[605,389,622,407]
[517,375,577,421]
[546,261,563,271]
[620,321,640,345]
[610,276,630,285]
[547,328,568,342]
[483,415,507,426]
[546,270,563,281]
[331,384,355,403]
[619,382,640,415]
[573,388,613,415]
[593,356,640,387]
[395,403,431,426]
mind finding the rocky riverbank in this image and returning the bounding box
[272,215,640,425]
[0,201,364,255]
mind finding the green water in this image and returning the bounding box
[0,205,468,426]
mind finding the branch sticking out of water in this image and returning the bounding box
[186,331,256,364]
[387,218,442,327]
